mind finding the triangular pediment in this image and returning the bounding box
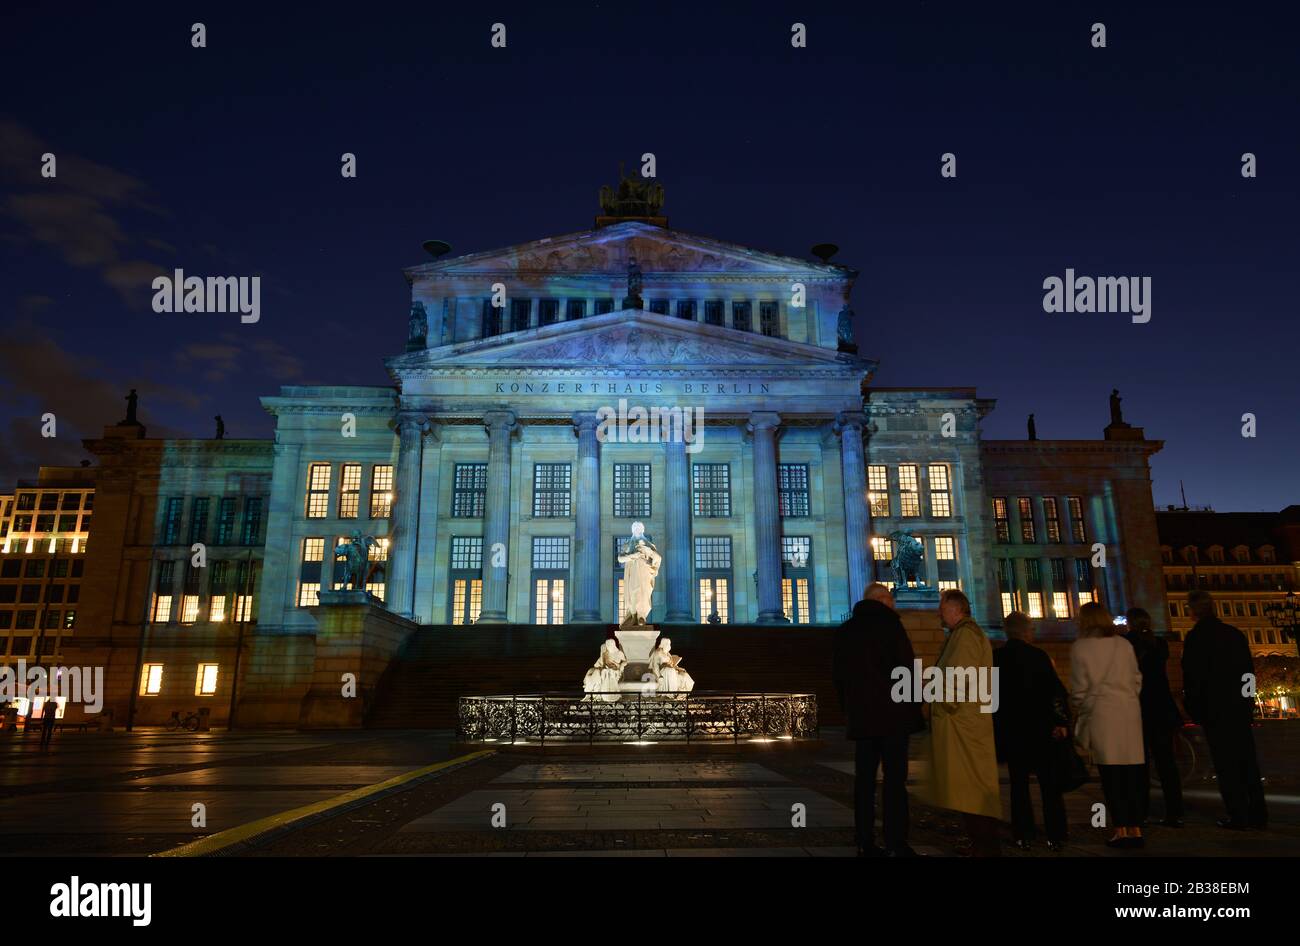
[387,308,873,374]
[404,221,853,278]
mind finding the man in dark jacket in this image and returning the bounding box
[833,583,924,857]
[1182,590,1267,829]
[1125,607,1185,827]
[993,611,1070,850]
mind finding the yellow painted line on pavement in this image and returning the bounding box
[154,749,495,857]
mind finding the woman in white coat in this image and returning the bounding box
[1071,602,1146,848]
[648,635,694,698]
[583,631,627,702]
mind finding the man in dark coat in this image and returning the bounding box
[833,583,924,857]
[1182,590,1267,829]
[992,611,1070,850]
[1125,607,1185,827]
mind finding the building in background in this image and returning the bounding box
[36,180,1171,727]
[1158,505,1300,655]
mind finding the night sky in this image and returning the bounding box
[2,2,1296,510]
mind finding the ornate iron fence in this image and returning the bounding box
[457,691,818,744]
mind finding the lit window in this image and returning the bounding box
[898,465,920,517]
[867,465,889,517]
[306,464,331,518]
[195,663,219,696]
[1026,592,1044,619]
[1018,497,1036,543]
[871,536,895,561]
[781,578,811,624]
[1068,496,1086,543]
[370,465,394,518]
[303,537,325,562]
[366,581,385,601]
[139,664,164,696]
[234,595,253,622]
[1043,498,1062,543]
[339,463,361,518]
[928,464,951,517]
[297,582,320,607]
[933,535,959,588]
[210,596,227,622]
[993,498,1010,543]
[180,595,200,624]
[152,595,173,623]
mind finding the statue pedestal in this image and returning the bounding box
[618,627,659,693]
[298,593,414,729]
[893,585,940,610]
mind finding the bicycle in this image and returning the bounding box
[166,709,202,732]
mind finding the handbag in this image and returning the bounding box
[1053,736,1090,792]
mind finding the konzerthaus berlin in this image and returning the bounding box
[62,178,1169,728]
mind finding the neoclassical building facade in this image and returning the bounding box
[48,185,1170,727]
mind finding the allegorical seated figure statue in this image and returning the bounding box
[648,634,694,698]
[582,630,627,702]
[617,521,662,628]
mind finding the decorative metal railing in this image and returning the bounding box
[457,691,818,744]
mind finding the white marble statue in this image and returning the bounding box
[582,633,627,702]
[617,521,661,628]
[648,635,694,697]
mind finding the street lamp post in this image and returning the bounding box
[1264,591,1300,657]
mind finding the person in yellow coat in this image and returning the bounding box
[918,588,1003,855]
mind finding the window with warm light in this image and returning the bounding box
[195,663,219,696]
[370,465,394,518]
[898,465,920,517]
[140,663,164,696]
[1043,497,1062,543]
[180,595,200,624]
[928,464,952,517]
[306,464,331,518]
[695,536,733,623]
[531,536,569,624]
[338,463,361,518]
[450,536,483,625]
[867,465,889,517]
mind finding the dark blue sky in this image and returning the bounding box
[2,1,1296,509]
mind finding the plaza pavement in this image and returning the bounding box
[1,726,1296,857]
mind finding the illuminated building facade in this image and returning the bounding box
[1158,506,1300,655]
[50,186,1170,726]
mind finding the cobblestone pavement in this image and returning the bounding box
[1,727,1296,857]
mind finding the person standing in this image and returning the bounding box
[1182,590,1267,830]
[39,698,58,751]
[833,583,924,857]
[1124,607,1185,827]
[993,611,1070,851]
[1071,603,1145,848]
[919,589,1002,856]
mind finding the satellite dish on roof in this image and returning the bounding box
[811,243,839,263]
[422,239,452,259]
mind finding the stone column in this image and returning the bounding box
[386,411,425,618]
[664,437,694,622]
[478,410,516,624]
[571,412,602,623]
[748,412,788,623]
[834,412,872,606]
